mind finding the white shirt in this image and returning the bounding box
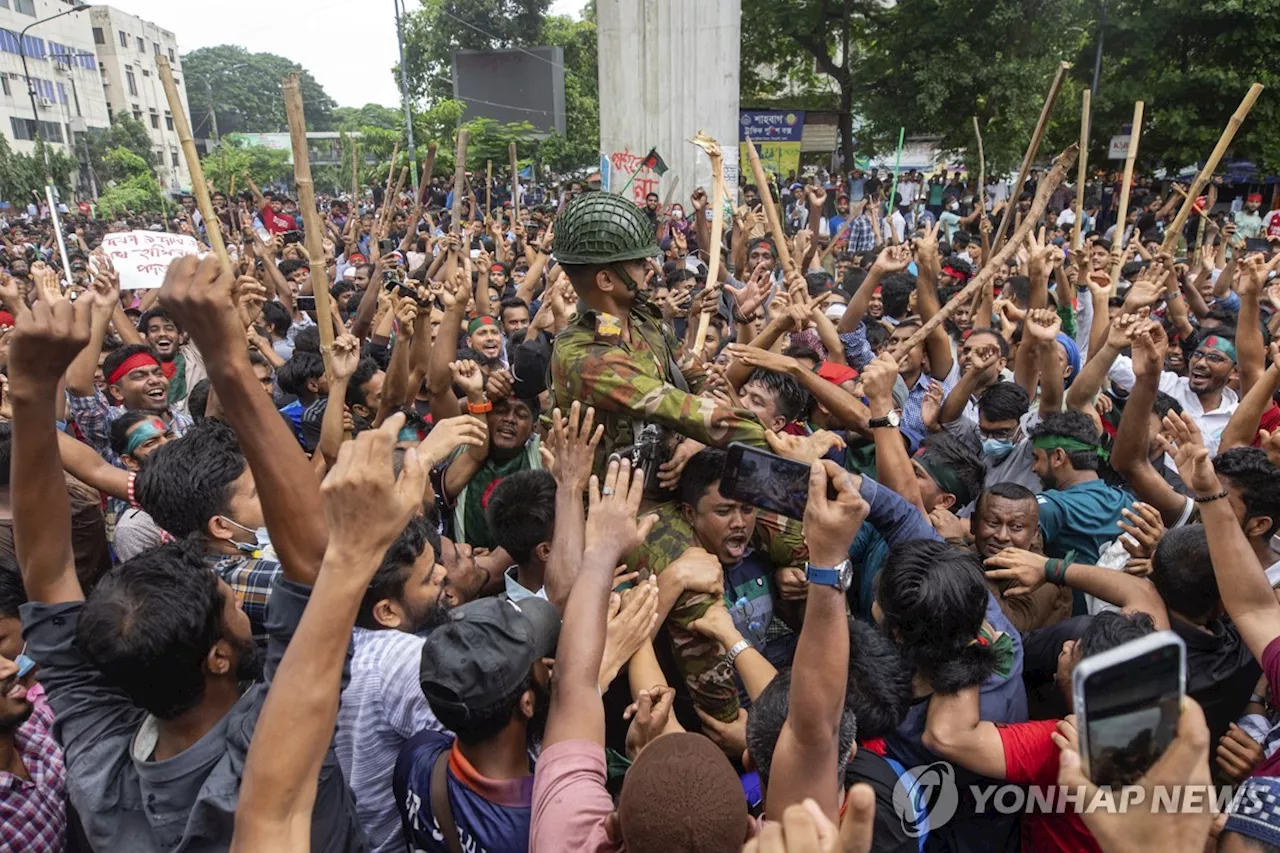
[336,628,446,853]
[1107,356,1239,456]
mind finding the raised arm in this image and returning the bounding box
[839,245,911,334]
[159,255,327,585]
[862,351,926,512]
[923,687,1009,780]
[64,270,117,397]
[9,298,93,604]
[231,416,425,853]
[911,221,955,380]
[56,431,130,500]
[1221,343,1280,453]
[764,461,867,820]
[539,403,599,611]
[1066,312,1137,412]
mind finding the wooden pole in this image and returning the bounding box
[351,141,359,202]
[744,136,796,278]
[384,142,400,201]
[1195,183,1218,250]
[282,73,336,379]
[1160,83,1265,254]
[509,142,520,224]
[417,142,436,206]
[156,56,229,274]
[1110,101,1145,288]
[972,116,986,219]
[452,129,469,235]
[1073,89,1091,249]
[991,60,1071,253]
[893,144,1078,357]
[486,160,492,219]
[1170,185,1214,225]
[689,132,725,354]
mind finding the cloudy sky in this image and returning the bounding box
[104,0,584,108]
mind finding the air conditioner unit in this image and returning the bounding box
[38,97,53,108]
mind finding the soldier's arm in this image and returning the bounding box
[568,343,769,449]
[667,591,743,723]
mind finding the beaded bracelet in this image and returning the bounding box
[1193,489,1229,503]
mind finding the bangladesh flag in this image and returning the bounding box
[641,147,669,177]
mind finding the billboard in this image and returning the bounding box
[739,110,805,184]
[452,47,566,135]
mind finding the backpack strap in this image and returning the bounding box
[431,749,464,853]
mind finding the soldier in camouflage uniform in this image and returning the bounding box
[549,192,770,476]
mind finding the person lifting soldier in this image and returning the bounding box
[549,192,775,477]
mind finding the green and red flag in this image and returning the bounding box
[641,147,669,177]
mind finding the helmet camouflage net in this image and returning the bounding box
[552,192,659,265]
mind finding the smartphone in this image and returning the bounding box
[281,230,303,245]
[1245,237,1273,257]
[296,295,316,312]
[720,441,825,520]
[1073,631,1185,787]
[469,248,481,260]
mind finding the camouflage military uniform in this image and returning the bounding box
[551,302,769,475]
[627,502,808,723]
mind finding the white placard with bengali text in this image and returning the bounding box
[100,231,202,290]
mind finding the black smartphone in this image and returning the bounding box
[720,441,820,520]
[282,230,303,245]
[1245,237,1274,257]
[296,295,316,312]
[1073,631,1184,787]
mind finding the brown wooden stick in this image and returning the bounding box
[1160,83,1265,254]
[351,141,359,201]
[157,57,229,274]
[992,61,1071,253]
[689,132,726,355]
[485,160,493,219]
[417,142,436,206]
[1073,89,1091,249]
[973,116,986,221]
[384,142,400,200]
[282,73,335,379]
[1110,102,1145,289]
[893,144,1078,357]
[1170,185,1213,225]
[509,142,520,224]
[453,130,470,235]
[744,136,796,277]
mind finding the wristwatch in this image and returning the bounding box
[726,639,751,665]
[868,411,900,429]
[805,559,853,591]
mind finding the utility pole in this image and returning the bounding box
[395,0,419,194]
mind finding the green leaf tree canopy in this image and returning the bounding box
[184,45,337,137]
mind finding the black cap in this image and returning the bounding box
[419,596,560,720]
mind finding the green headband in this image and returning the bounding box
[467,316,498,336]
[1032,435,1110,463]
[916,454,976,508]
[125,417,167,456]
[1198,335,1237,363]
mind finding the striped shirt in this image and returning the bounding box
[336,627,444,853]
[0,686,66,853]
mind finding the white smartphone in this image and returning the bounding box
[1072,630,1185,787]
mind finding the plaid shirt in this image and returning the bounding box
[845,213,876,254]
[206,553,281,642]
[66,389,193,468]
[0,688,66,853]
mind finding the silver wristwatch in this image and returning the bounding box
[726,638,751,665]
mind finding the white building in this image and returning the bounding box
[0,0,110,200]
[90,4,191,191]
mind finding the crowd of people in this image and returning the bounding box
[3,146,1280,853]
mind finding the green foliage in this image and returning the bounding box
[0,135,77,204]
[96,146,164,218]
[333,104,404,132]
[84,117,157,184]
[464,117,536,165]
[184,45,337,136]
[538,12,598,173]
[1077,0,1280,175]
[199,138,292,191]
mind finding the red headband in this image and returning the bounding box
[107,352,160,386]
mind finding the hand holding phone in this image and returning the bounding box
[719,442,839,520]
[296,295,316,312]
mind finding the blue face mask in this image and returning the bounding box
[219,516,276,561]
[983,438,1015,462]
[15,652,35,678]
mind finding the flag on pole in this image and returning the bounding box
[641,147,669,177]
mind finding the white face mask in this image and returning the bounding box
[947,202,959,212]
[670,208,684,219]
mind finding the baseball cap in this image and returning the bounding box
[419,596,560,719]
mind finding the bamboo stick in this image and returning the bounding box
[1073,89,1091,249]
[384,142,400,202]
[417,142,436,206]
[689,132,726,355]
[892,144,1078,357]
[744,137,796,278]
[453,130,470,235]
[351,141,359,202]
[156,56,229,274]
[1160,83,1265,254]
[992,61,1071,253]
[973,116,986,219]
[509,143,520,224]
[1110,102,1145,289]
[486,160,493,219]
[282,73,335,379]
[1170,185,1214,225]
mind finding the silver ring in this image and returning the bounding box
[601,486,615,496]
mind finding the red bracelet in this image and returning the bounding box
[127,471,139,508]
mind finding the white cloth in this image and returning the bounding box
[1107,356,1238,456]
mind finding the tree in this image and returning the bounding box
[539,11,598,173]
[199,137,292,192]
[84,116,157,185]
[1077,0,1280,175]
[333,104,404,132]
[95,148,164,218]
[0,135,77,205]
[184,45,337,137]
[400,0,551,103]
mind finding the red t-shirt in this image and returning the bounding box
[1252,636,1280,777]
[260,200,297,235]
[998,719,1101,853]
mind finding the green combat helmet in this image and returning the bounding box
[552,192,659,265]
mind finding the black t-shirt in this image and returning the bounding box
[845,749,923,853]
[1174,616,1261,750]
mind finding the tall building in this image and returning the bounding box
[0,0,110,200]
[90,4,191,191]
